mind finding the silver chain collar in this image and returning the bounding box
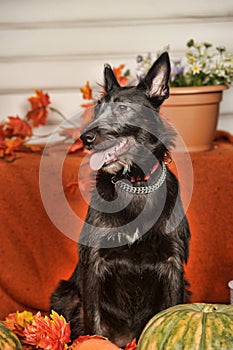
[113,162,167,195]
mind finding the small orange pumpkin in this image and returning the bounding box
[70,335,121,350]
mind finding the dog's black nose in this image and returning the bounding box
[81,130,96,149]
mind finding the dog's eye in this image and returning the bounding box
[119,104,128,111]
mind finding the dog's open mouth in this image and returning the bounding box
[90,139,132,171]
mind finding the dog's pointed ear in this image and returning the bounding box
[104,64,120,93]
[137,52,171,105]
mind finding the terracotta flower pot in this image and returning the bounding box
[160,85,228,152]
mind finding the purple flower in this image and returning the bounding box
[136,55,143,63]
[172,58,182,65]
[170,64,185,81]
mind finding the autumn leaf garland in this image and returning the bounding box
[0,64,130,160]
[0,90,50,159]
[0,89,84,160]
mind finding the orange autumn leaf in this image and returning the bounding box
[0,123,5,137]
[6,116,32,138]
[28,89,50,110]
[0,136,7,158]
[125,338,137,350]
[26,90,51,127]
[24,144,43,153]
[80,81,93,100]
[5,137,24,155]
[26,107,49,127]
[0,139,7,158]
[113,64,125,77]
[68,139,85,153]
[80,102,96,109]
[0,124,6,158]
[113,64,129,86]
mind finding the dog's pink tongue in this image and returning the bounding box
[90,145,115,171]
[90,150,106,171]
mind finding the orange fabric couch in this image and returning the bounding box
[170,139,233,303]
[0,139,233,320]
[0,150,87,318]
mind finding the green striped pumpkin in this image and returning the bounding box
[0,322,22,350]
[138,303,233,350]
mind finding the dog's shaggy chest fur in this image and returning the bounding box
[50,52,190,348]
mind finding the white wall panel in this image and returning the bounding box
[1,21,233,61]
[0,0,232,132]
[0,0,232,23]
[1,21,233,89]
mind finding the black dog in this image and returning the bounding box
[50,52,190,348]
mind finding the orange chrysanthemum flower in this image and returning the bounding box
[23,310,71,350]
[4,310,34,337]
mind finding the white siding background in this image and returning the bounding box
[0,0,233,132]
